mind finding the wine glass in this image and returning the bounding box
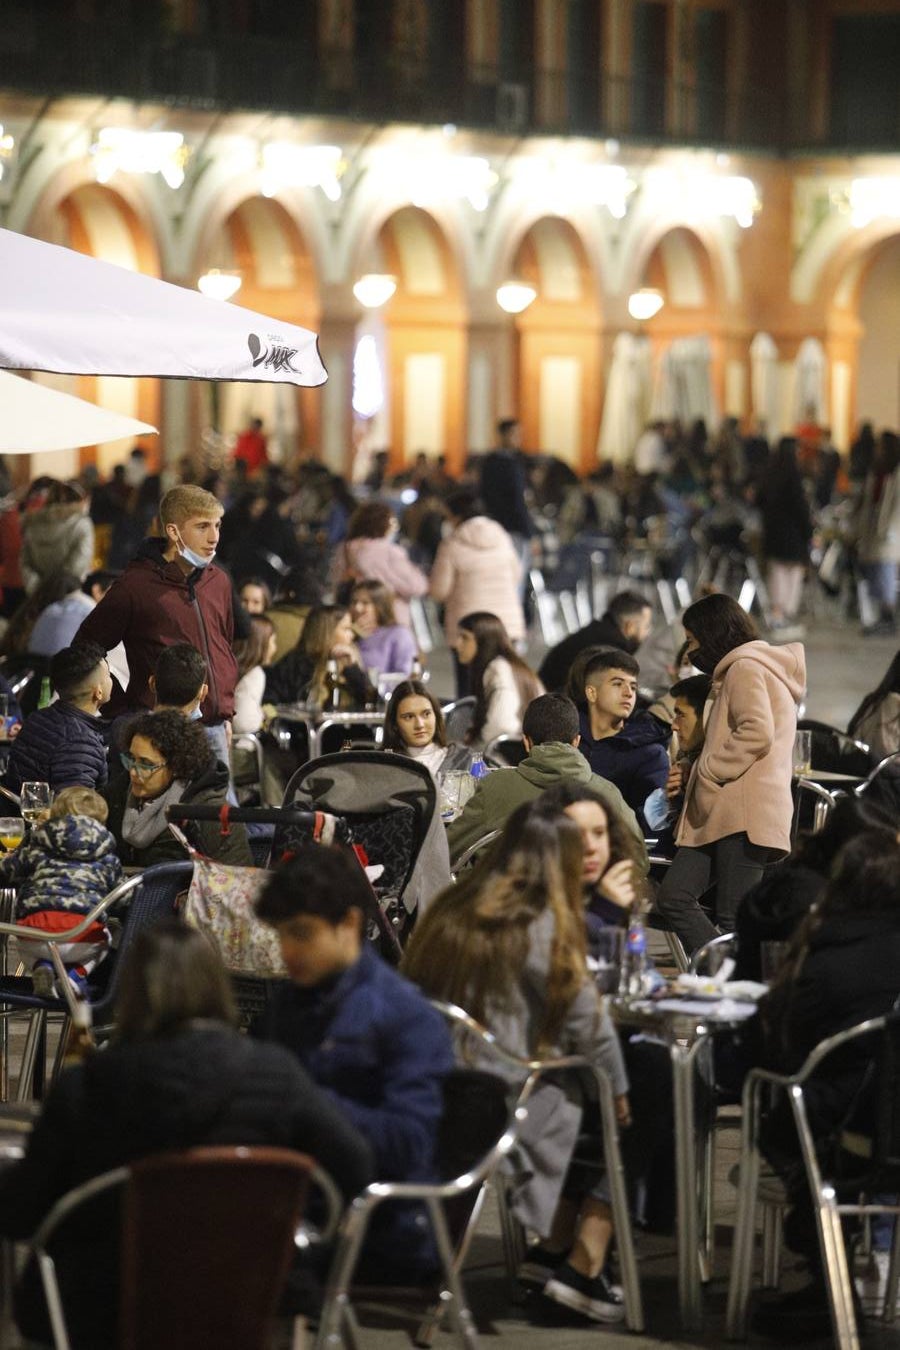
[20,781,52,829]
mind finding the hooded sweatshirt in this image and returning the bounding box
[677,639,806,852]
[577,709,671,827]
[429,515,524,641]
[446,740,646,862]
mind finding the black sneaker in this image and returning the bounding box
[543,1261,625,1323]
[519,1245,566,1287]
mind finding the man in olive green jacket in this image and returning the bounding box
[447,694,648,866]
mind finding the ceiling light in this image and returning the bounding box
[197,270,242,301]
[260,143,344,201]
[91,129,190,189]
[353,274,397,309]
[628,288,665,321]
[496,282,537,315]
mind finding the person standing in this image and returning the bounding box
[656,593,806,955]
[76,485,238,770]
[757,437,813,631]
[855,430,900,636]
[232,416,268,476]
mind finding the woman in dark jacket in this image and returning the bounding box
[105,709,252,866]
[757,437,813,628]
[0,921,374,1349]
[749,836,900,1334]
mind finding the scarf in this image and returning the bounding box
[121,778,187,849]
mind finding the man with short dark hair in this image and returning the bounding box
[5,642,111,793]
[254,844,453,1279]
[447,693,647,862]
[150,643,208,717]
[578,649,671,830]
[538,591,653,693]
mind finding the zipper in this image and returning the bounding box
[187,574,218,718]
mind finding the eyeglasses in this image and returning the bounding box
[120,752,167,779]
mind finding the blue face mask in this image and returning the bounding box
[174,531,215,569]
[188,705,203,721]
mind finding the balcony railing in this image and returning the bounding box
[0,12,885,155]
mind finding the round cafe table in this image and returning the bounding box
[610,991,759,1331]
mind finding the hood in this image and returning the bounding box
[184,756,230,798]
[451,515,513,552]
[517,741,593,788]
[83,1026,254,1150]
[31,814,118,862]
[23,500,85,525]
[714,639,806,704]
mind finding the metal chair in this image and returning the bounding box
[482,734,527,768]
[30,1145,340,1350]
[449,829,500,877]
[0,862,190,1097]
[441,696,476,745]
[792,776,837,842]
[798,719,875,778]
[315,1058,525,1350]
[689,931,737,977]
[424,999,644,1338]
[727,1014,900,1348]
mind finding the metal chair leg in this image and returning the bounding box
[16,1010,45,1102]
[425,1195,480,1350]
[598,1068,645,1332]
[726,1083,763,1339]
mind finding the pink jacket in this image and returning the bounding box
[429,516,525,642]
[676,639,806,853]
[328,537,428,628]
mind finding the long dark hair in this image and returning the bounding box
[458,611,542,741]
[234,614,275,681]
[402,801,590,1054]
[681,593,758,673]
[382,679,447,753]
[848,650,900,741]
[536,781,648,883]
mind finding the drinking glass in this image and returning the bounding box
[593,928,624,994]
[20,781,52,828]
[438,771,463,822]
[792,729,812,777]
[0,817,24,851]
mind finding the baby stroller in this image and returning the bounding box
[276,750,449,944]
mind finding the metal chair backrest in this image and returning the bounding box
[483,734,527,768]
[441,696,476,744]
[797,718,875,778]
[32,1146,323,1350]
[449,828,501,876]
[689,931,736,977]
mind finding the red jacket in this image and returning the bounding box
[76,539,238,723]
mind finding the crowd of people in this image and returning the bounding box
[0,409,897,1345]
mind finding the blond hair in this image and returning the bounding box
[159,485,223,529]
[50,786,109,825]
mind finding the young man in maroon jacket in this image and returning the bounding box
[76,485,238,768]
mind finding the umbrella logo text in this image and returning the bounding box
[247,332,300,375]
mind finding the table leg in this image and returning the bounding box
[672,1036,703,1330]
[308,726,322,761]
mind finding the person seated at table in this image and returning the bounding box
[329,499,428,630]
[576,647,671,833]
[454,610,543,748]
[349,578,418,678]
[237,575,272,616]
[5,641,111,795]
[446,693,646,866]
[0,920,375,1350]
[231,615,278,799]
[381,678,473,778]
[104,709,252,868]
[749,835,900,1338]
[536,783,676,1234]
[641,673,711,856]
[0,785,122,999]
[253,845,454,1282]
[263,603,368,709]
[403,799,630,1324]
[148,641,208,718]
[733,795,897,983]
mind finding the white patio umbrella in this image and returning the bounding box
[650,336,717,424]
[0,228,327,387]
[793,337,827,423]
[597,332,653,464]
[0,369,156,453]
[750,331,779,434]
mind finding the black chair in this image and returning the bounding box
[728,1013,900,1347]
[797,718,876,778]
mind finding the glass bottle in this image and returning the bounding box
[324,658,342,711]
[619,908,649,998]
[38,676,52,709]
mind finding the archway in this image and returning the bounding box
[506,217,600,473]
[828,232,900,443]
[365,206,467,472]
[194,197,321,465]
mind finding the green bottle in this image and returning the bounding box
[38,676,52,709]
